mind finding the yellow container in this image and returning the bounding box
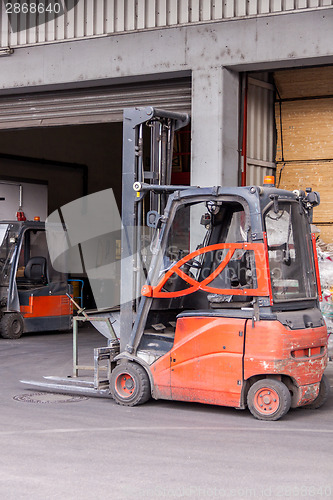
[69,280,82,309]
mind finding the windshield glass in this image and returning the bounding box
[156,199,258,300]
[265,201,317,302]
[0,223,20,286]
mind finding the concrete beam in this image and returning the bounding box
[0,9,332,93]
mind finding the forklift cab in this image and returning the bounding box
[0,221,72,339]
[141,186,319,322]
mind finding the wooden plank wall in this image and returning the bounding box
[274,67,333,244]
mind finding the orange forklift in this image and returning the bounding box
[0,219,72,338]
[111,179,329,420]
[23,107,329,420]
[109,107,329,420]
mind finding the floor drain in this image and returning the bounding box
[13,392,89,404]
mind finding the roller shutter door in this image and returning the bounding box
[245,75,276,185]
[0,78,191,129]
[274,66,333,244]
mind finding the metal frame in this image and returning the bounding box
[72,315,118,379]
[21,313,120,395]
[68,291,119,387]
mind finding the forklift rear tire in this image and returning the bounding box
[247,379,291,421]
[303,374,330,410]
[0,313,24,339]
[110,362,151,406]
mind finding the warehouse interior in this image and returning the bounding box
[0,78,192,216]
[0,122,123,214]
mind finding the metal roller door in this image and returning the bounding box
[245,75,276,186]
[0,78,191,129]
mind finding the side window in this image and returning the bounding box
[29,230,48,260]
[16,230,49,280]
[18,230,48,267]
[16,229,67,284]
[159,201,256,295]
[202,206,255,290]
[265,202,317,302]
[224,210,248,243]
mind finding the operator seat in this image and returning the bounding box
[24,256,48,285]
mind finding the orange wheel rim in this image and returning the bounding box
[253,387,280,415]
[115,373,135,398]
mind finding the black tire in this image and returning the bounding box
[247,378,291,421]
[0,313,24,339]
[303,375,330,410]
[110,362,151,406]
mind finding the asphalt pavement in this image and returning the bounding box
[1,325,332,500]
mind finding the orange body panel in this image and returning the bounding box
[244,320,327,387]
[151,352,172,399]
[150,316,328,409]
[152,316,246,407]
[20,295,72,318]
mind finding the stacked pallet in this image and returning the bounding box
[274,66,333,243]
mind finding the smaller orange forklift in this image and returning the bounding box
[0,219,72,338]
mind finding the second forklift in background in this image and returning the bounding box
[0,219,72,338]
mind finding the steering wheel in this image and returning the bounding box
[184,258,202,271]
[161,257,201,293]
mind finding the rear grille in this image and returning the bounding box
[291,346,325,359]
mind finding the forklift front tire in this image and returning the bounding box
[110,362,151,406]
[0,313,24,339]
[247,379,291,421]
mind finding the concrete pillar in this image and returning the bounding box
[191,67,239,187]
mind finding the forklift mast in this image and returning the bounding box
[120,107,190,351]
